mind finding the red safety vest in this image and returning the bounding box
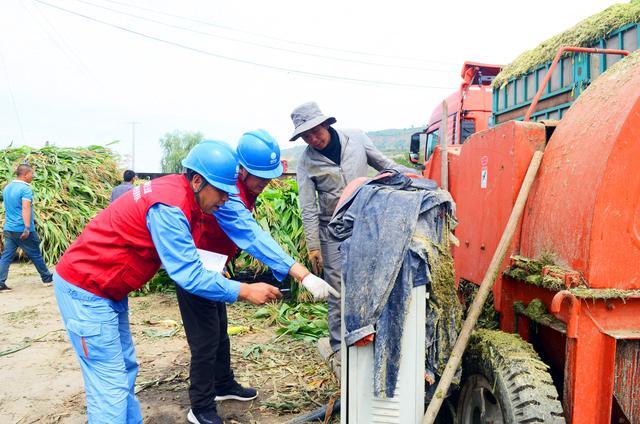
[192,178,257,263]
[56,175,203,301]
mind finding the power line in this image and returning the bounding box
[67,0,454,73]
[34,0,456,91]
[0,47,26,144]
[21,0,97,82]
[96,0,459,66]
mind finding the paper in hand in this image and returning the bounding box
[197,248,228,274]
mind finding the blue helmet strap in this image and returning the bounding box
[192,177,208,194]
[188,171,208,209]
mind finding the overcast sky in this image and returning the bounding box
[0,0,623,171]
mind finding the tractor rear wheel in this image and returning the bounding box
[456,329,565,424]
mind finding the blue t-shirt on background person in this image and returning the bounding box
[3,180,35,232]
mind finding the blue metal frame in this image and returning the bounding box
[493,22,639,119]
[573,52,589,97]
[511,101,574,122]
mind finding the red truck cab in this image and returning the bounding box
[409,62,501,167]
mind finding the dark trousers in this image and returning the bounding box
[176,285,235,413]
[0,230,52,284]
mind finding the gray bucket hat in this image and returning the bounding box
[289,101,337,141]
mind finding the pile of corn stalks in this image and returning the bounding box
[232,178,311,274]
[493,0,640,87]
[0,145,120,264]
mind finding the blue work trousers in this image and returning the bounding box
[0,230,52,283]
[54,273,142,424]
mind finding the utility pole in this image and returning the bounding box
[128,121,140,170]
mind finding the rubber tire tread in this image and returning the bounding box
[457,329,565,424]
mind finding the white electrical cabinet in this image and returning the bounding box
[341,285,426,424]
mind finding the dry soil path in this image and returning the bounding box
[0,263,337,424]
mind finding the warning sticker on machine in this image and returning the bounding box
[481,156,488,189]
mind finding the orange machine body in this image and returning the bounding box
[423,53,640,423]
[423,121,544,309]
[521,61,640,290]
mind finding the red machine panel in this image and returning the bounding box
[521,55,640,289]
[443,122,545,301]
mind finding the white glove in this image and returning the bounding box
[301,274,340,300]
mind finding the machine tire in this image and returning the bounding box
[456,329,565,424]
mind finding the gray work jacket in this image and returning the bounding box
[296,128,414,251]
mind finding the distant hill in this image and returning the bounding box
[281,126,424,172]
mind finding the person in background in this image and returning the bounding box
[110,169,136,203]
[290,101,415,358]
[180,130,338,424]
[0,164,53,291]
[53,141,282,423]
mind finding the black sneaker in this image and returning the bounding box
[187,408,223,424]
[0,283,11,292]
[43,275,53,284]
[214,382,258,401]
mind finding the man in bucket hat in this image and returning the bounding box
[290,101,414,361]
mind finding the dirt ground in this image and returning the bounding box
[0,263,338,424]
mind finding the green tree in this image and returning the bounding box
[159,130,204,173]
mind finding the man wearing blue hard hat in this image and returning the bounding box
[54,140,283,424]
[179,130,338,424]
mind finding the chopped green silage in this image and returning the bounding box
[466,328,555,401]
[504,254,575,291]
[460,281,500,330]
[493,0,640,87]
[426,230,463,331]
[523,298,547,317]
[514,299,567,332]
[415,217,464,377]
[469,329,550,372]
[505,254,640,300]
[504,253,640,304]
[569,287,640,300]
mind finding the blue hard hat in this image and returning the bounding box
[182,140,239,194]
[236,129,284,179]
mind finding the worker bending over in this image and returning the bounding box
[53,141,282,424]
[179,130,337,424]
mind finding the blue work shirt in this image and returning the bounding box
[214,194,295,281]
[146,204,241,303]
[3,180,35,232]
